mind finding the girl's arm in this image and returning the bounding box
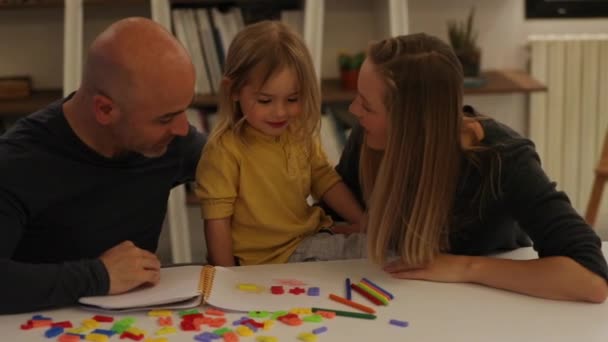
[322,181,364,225]
[385,253,608,303]
[204,217,235,267]
[309,136,364,227]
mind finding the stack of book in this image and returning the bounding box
[170,4,303,97]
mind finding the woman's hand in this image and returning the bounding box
[384,253,474,283]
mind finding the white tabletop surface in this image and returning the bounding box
[1,243,607,342]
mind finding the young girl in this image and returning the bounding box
[337,33,608,302]
[195,21,363,266]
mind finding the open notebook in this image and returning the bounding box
[79,265,331,313]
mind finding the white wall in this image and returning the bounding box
[0,8,64,89]
[408,0,608,135]
[407,0,608,235]
[82,4,151,59]
[0,4,149,89]
[322,0,390,80]
[323,0,608,135]
[409,0,608,70]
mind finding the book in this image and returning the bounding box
[195,8,222,94]
[78,264,330,313]
[173,9,213,95]
[79,265,206,312]
[210,8,233,56]
[0,76,31,99]
[182,9,214,95]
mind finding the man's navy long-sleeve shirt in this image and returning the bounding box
[0,98,205,314]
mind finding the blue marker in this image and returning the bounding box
[346,278,352,300]
[362,277,394,299]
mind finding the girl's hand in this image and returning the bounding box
[384,253,474,283]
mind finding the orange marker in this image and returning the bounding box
[328,293,376,314]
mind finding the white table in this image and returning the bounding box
[2,243,607,342]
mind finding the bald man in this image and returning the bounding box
[0,17,206,313]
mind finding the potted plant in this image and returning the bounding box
[447,7,481,78]
[338,51,365,90]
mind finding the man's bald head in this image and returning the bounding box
[82,17,194,111]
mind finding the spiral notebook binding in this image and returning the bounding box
[199,265,216,303]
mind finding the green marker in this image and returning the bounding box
[311,307,377,320]
[358,282,390,305]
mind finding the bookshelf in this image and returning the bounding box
[464,70,547,95]
[191,70,547,106]
[0,1,548,117]
[0,0,551,112]
[0,0,146,9]
[322,70,547,102]
[0,70,547,117]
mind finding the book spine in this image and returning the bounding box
[200,265,216,303]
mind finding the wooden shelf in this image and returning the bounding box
[0,70,546,118]
[464,70,547,95]
[171,0,300,8]
[0,0,146,9]
[84,0,147,6]
[0,0,62,9]
[191,70,546,107]
[321,69,547,103]
[0,89,62,117]
[190,78,363,106]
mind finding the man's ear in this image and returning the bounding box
[222,77,239,101]
[92,94,117,125]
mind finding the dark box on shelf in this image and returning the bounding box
[0,76,31,100]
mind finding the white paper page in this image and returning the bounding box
[207,265,350,312]
[79,265,202,309]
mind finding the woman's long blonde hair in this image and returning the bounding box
[363,33,466,266]
[209,20,321,144]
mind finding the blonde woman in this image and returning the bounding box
[336,33,608,302]
[195,21,363,266]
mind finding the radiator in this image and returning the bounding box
[528,34,608,213]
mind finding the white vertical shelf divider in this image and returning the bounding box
[303,0,324,83]
[389,0,409,36]
[150,0,172,31]
[63,0,83,96]
[150,0,193,264]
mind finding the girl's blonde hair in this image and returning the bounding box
[363,33,467,266]
[210,20,321,143]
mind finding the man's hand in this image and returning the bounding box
[99,241,161,294]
